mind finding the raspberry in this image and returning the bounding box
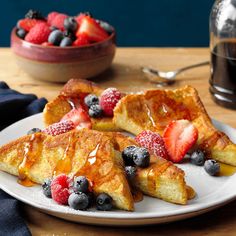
[51,174,71,205]
[135,130,169,160]
[50,13,68,30]
[99,88,122,116]
[47,12,59,25]
[43,120,75,136]
[25,23,51,44]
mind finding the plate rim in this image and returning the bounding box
[1,113,236,221]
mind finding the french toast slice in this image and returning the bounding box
[0,129,134,211]
[106,132,191,204]
[113,86,236,166]
[43,79,119,131]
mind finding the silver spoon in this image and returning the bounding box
[142,61,209,86]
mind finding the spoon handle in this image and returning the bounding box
[175,61,209,75]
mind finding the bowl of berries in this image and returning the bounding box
[11,10,116,82]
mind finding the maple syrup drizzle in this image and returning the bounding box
[18,134,42,187]
[199,132,226,153]
[65,93,89,112]
[219,163,236,176]
[186,185,196,200]
[66,97,80,110]
[73,141,101,180]
[131,187,143,202]
[67,99,76,109]
[88,144,99,165]
[53,134,76,176]
[161,104,168,114]
[144,103,156,127]
[73,139,118,190]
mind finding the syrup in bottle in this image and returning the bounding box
[210,0,236,109]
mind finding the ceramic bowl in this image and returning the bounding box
[11,27,116,82]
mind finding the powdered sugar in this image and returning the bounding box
[135,130,169,160]
[43,120,75,136]
[100,88,122,116]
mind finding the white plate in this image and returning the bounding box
[0,113,236,226]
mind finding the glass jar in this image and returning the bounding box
[210,0,236,109]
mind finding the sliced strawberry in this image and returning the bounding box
[61,106,92,130]
[18,18,45,31]
[76,16,108,42]
[73,33,90,46]
[163,119,198,163]
[75,13,87,25]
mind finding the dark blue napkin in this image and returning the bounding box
[0,81,48,236]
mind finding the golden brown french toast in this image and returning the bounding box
[43,79,119,131]
[0,128,192,205]
[107,132,191,204]
[0,130,134,211]
[113,86,236,166]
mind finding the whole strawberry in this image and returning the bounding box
[100,88,122,116]
[17,18,45,32]
[135,130,169,160]
[25,22,51,44]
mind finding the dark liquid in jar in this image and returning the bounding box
[210,41,236,109]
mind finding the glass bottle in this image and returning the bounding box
[210,0,236,109]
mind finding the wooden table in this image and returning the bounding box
[1,47,236,235]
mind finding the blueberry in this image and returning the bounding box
[60,37,72,47]
[73,176,89,193]
[88,104,103,118]
[204,159,220,176]
[99,21,113,35]
[64,30,76,41]
[16,28,27,39]
[48,30,63,46]
[96,193,113,211]
[68,192,89,210]
[133,147,150,168]
[27,128,41,135]
[125,166,137,180]
[64,17,78,32]
[87,191,94,208]
[122,146,137,166]
[42,179,52,198]
[190,150,205,166]
[84,94,99,107]
[16,20,22,30]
